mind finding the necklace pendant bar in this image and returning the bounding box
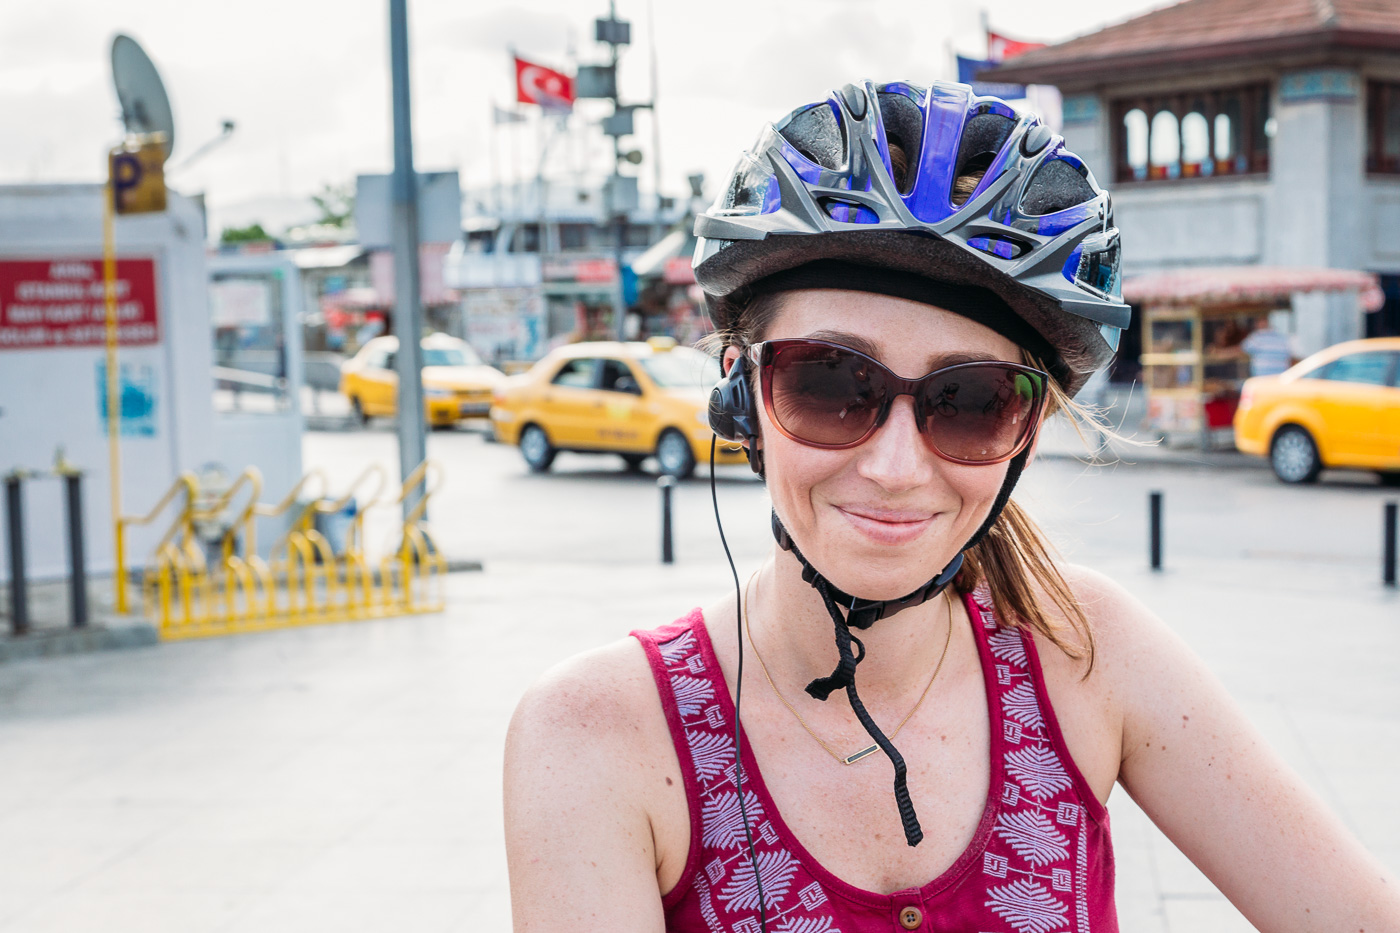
[843,744,880,765]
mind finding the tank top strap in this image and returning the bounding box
[964,581,1109,826]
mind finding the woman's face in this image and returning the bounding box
[742,288,1025,601]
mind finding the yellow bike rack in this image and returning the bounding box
[120,461,448,641]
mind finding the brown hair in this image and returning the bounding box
[698,143,1095,668]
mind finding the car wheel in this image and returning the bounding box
[1270,425,1322,484]
[621,453,647,472]
[350,396,369,427]
[656,429,696,479]
[519,424,556,472]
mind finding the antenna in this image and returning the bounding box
[110,34,175,161]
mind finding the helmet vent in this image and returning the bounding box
[876,92,924,194]
[780,104,845,171]
[1023,158,1095,216]
[953,113,1015,187]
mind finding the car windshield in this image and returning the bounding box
[639,350,721,389]
[422,345,481,367]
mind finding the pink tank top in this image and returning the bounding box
[631,585,1117,933]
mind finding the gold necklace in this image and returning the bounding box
[743,573,954,766]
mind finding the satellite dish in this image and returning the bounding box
[111,34,175,162]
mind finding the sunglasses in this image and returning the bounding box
[748,339,1049,465]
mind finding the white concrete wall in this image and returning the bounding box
[0,185,215,581]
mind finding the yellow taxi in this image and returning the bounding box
[1234,336,1400,484]
[490,337,749,478]
[340,333,505,428]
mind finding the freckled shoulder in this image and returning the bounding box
[1019,562,1173,799]
[507,636,671,762]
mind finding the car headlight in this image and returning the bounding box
[425,387,452,399]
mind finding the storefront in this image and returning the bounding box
[1124,266,1384,447]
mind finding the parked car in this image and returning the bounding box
[1234,336,1400,484]
[489,338,749,478]
[339,333,505,428]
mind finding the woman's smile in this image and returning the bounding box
[834,504,937,546]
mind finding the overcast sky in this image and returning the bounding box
[2,0,1171,231]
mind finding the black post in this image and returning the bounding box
[5,474,27,635]
[659,475,675,564]
[65,473,88,628]
[1384,501,1397,587]
[1149,490,1163,571]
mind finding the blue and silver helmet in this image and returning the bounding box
[694,80,1129,394]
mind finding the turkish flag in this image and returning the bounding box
[986,30,1046,62]
[515,56,574,112]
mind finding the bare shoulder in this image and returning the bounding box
[505,635,663,767]
[1039,562,1181,680]
[1016,562,1187,801]
[504,635,684,931]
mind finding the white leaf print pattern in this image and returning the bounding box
[988,627,1028,667]
[672,674,715,716]
[995,810,1071,867]
[776,917,839,933]
[701,790,765,849]
[1002,680,1044,730]
[659,630,697,664]
[1005,745,1073,800]
[686,729,735,779]
[718,849,799,912]
[986,879,1069,933]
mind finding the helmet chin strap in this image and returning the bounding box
[768,446,1031,847]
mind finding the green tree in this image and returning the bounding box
[220,222,273,245]
[312,182,355,228]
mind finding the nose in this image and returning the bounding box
[855,395,936,492]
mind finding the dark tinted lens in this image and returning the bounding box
[768,343,884,446]
[920,365,1043,462]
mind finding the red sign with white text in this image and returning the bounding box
[0,259,159,350]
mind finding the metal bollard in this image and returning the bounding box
[1149,490,1163,572]
[1385,501,1397,588]
[659,475,676,564]
[5,474,27,635]
[64,473,88,628]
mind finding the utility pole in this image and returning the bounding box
[389,0,427,520]
[580,4,647,340]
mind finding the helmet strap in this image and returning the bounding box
[766,443,1031,847]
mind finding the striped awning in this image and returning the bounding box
[1123,266,1385,312]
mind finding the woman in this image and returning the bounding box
[504,81,1400,931]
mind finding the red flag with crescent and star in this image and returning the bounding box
[515,56,574,112]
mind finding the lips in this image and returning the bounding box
[836,505,936,546]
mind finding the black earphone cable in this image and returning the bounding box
[710,436,767,932]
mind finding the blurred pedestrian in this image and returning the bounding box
[1241,318,1295,376]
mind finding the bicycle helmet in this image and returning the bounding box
[696,80,1130,850]
[695,79,1128,395]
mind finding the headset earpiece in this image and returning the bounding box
[708,352,764,475]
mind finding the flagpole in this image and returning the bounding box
[490,103,503,217]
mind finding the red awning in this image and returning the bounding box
[1123,266,1384,312]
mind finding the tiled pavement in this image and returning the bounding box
[1,547,1396,931]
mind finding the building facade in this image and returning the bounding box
[988,0,1400,374]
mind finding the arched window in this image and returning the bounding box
[1112,85,1269,182]
[1149,110,1180,178]
[1214,113,1233,162]
[1181,112,1209,176]
[1123,108,1148,180]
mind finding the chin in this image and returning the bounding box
[807,541,953,602]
